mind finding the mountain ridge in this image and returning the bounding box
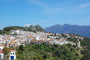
[45,24,90,38]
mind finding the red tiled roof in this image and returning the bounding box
[32,39,36,41]
[0,45,4,47]
[11,49,15,52]
[33,41,37,42]
[38,40,44,42]
[0,50,3,53]
[27,36,33,38]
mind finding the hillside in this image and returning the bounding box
[27,24,45,32]
[16,43,82,60]
[45,24,90,38]
[0,25,45,34]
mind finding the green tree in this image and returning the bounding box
[3,46,11,55]
[3,46,11,59]
[19,45,23,51]
[67,43,72,48]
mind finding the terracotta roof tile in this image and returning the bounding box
[0,50,3,53]
[11,49,15,52]
[27,37,33,38]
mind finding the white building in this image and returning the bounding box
[9,49,16,59]
[0,45,4,59]
[0,50,4,59]
[0,37,3,43]
[0,45,4,50]
[34,36,39,40]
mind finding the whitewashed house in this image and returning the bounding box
[34,36,39,40]
[0,50,4,59]
[0,45,4,59]
[15,30,20,35]
[9,49,16,59]
[11,30,15,35]
[26,37,33,44]
[0,45,4,50]
[0,37,3,43]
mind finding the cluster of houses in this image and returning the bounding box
[0,30,83,59]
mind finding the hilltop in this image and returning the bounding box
[0,25,45,34]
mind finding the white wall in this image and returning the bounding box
[9,51,16,59]
[0,53,4,59]
[34,37,39,40]
[0,38,2,43]
[0,46,4,50]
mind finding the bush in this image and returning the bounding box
[18,50,23,54]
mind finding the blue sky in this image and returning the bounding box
[0,0,90,29]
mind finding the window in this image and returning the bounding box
[13,53,14,55]
[0,55,1,59]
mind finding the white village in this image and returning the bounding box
[0,29,83,60]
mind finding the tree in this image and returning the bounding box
[37,56,43,60]
[3,46,11,59]
[43,54,48,59]
[67,43,72,48]
[3,46,11,55]
[54,50,61,57]
[19,45,23,51]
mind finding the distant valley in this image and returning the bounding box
[45,24,90,38]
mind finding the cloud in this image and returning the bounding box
[25,24,32,27]
[27,0,47,7]
[74,3,90,11]
[79,3,90,9]
[43,8,62,15]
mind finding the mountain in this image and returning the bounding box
[45,24,90,38]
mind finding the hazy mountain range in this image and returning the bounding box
[45,24,90,38]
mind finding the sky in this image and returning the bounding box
[0,0,90,29]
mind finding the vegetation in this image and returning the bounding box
[3,26,25,31]
[16,43,82,60]
[0,30,10,35]
[15,36,90,60]
[0,26,25,35]
[67,38,78,43]
[81,37,90,47]
[80,37,90,60]
[3,46,11,60]
[0,25,45,35]
[27,25,45,32]
[3,46,11,55]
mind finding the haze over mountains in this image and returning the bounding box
[45,24,90,38]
